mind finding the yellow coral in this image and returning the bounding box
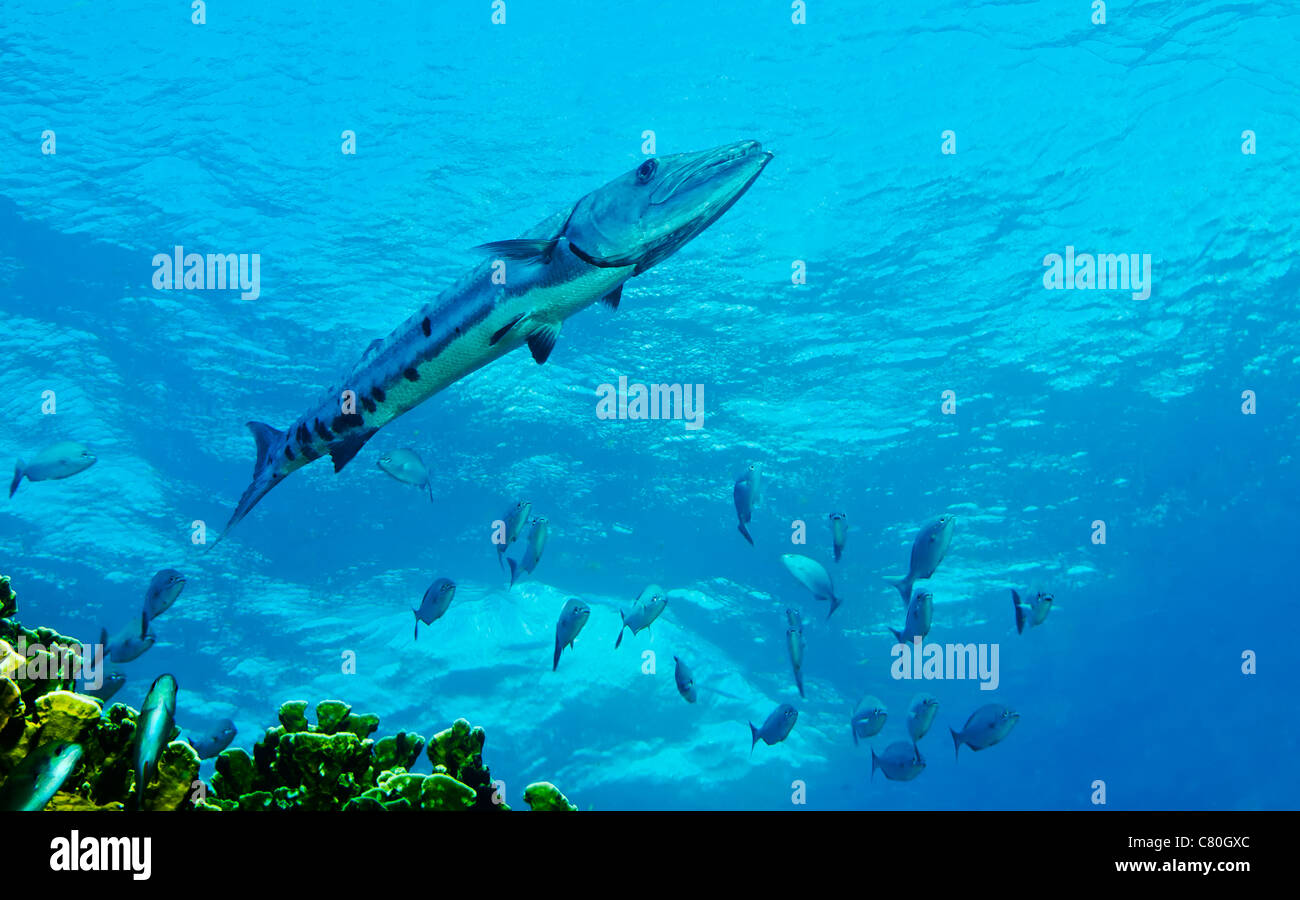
[34,690,102,744]
[0,641,21,680]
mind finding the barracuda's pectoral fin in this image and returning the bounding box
[599,285,622,310]
[527,322,561,364]
[329,428,378,473]
[487,312,562,364]
[474,238,559,264]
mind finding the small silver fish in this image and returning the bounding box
[871,741,926,782]
[1012,589,1053,634]
[553,597,590,671]
[376,448,433,501]
[889,589,933,644]
[130,673,177,811]
[143,569,186,621]
[615,585,667,649]
[496,499,533,569]
[780,554,842,618]
[509,516,549,589]
[0,741,84,811]
[9,441,96,497]
[189,719,237,760]
[851,695,888,746]
[413,577,456,639]
[786,608,806,698]
[888,514,955,604]
[906,693,940,742]
[950,703,1019,760]
[81,671,127,703]
[749,702,797,753]
[673,655,697,703]
[101,612,156,663]
[733,473,755,545]
[829,512,847,562]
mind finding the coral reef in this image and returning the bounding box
[523,781,578,812]
[0,572,574,812]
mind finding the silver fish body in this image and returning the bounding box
[143,569,186,621]
[377,448,433,501]
[950,703,1019,760]
[9,441,96,497]
[553,597,590,671]
[871,741,926,782]
[0,741,84,811]
[780,554,842,618]
[130,674,178,811]
[496,499,533,568]
[673,655,697,703]
[1012,589,1053,634]
[509,516,549,588]
[890,589,933,644]
[829,512,847,562]
[615,585,667,649]
[785,608,806,698]
[749,703,798,752]
[906,693,940,743]
[414,577,456,639]
[189,719,237,759]
[851,695,888,746]
[888,514,955,603]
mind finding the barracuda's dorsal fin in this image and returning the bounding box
[475,238,558,263]
[527,322,561,364]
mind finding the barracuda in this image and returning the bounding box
[220,140,772,539]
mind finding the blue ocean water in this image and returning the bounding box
[1,0,1296,811]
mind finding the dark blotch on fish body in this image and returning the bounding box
[403,367,420,382]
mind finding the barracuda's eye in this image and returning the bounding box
[636,159,657,184]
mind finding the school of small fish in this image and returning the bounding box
[8,436,1056,803]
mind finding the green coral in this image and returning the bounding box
[523,782,577,812]
[0,575,15,619]
[0,572,574,813]
[144,741,201,811]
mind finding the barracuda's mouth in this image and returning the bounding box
[563,139,773,275]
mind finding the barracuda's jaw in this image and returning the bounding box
[564,139,772,275]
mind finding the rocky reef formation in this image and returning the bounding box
[0,571,575,811]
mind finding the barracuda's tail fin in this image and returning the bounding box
[216,422,288,545]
